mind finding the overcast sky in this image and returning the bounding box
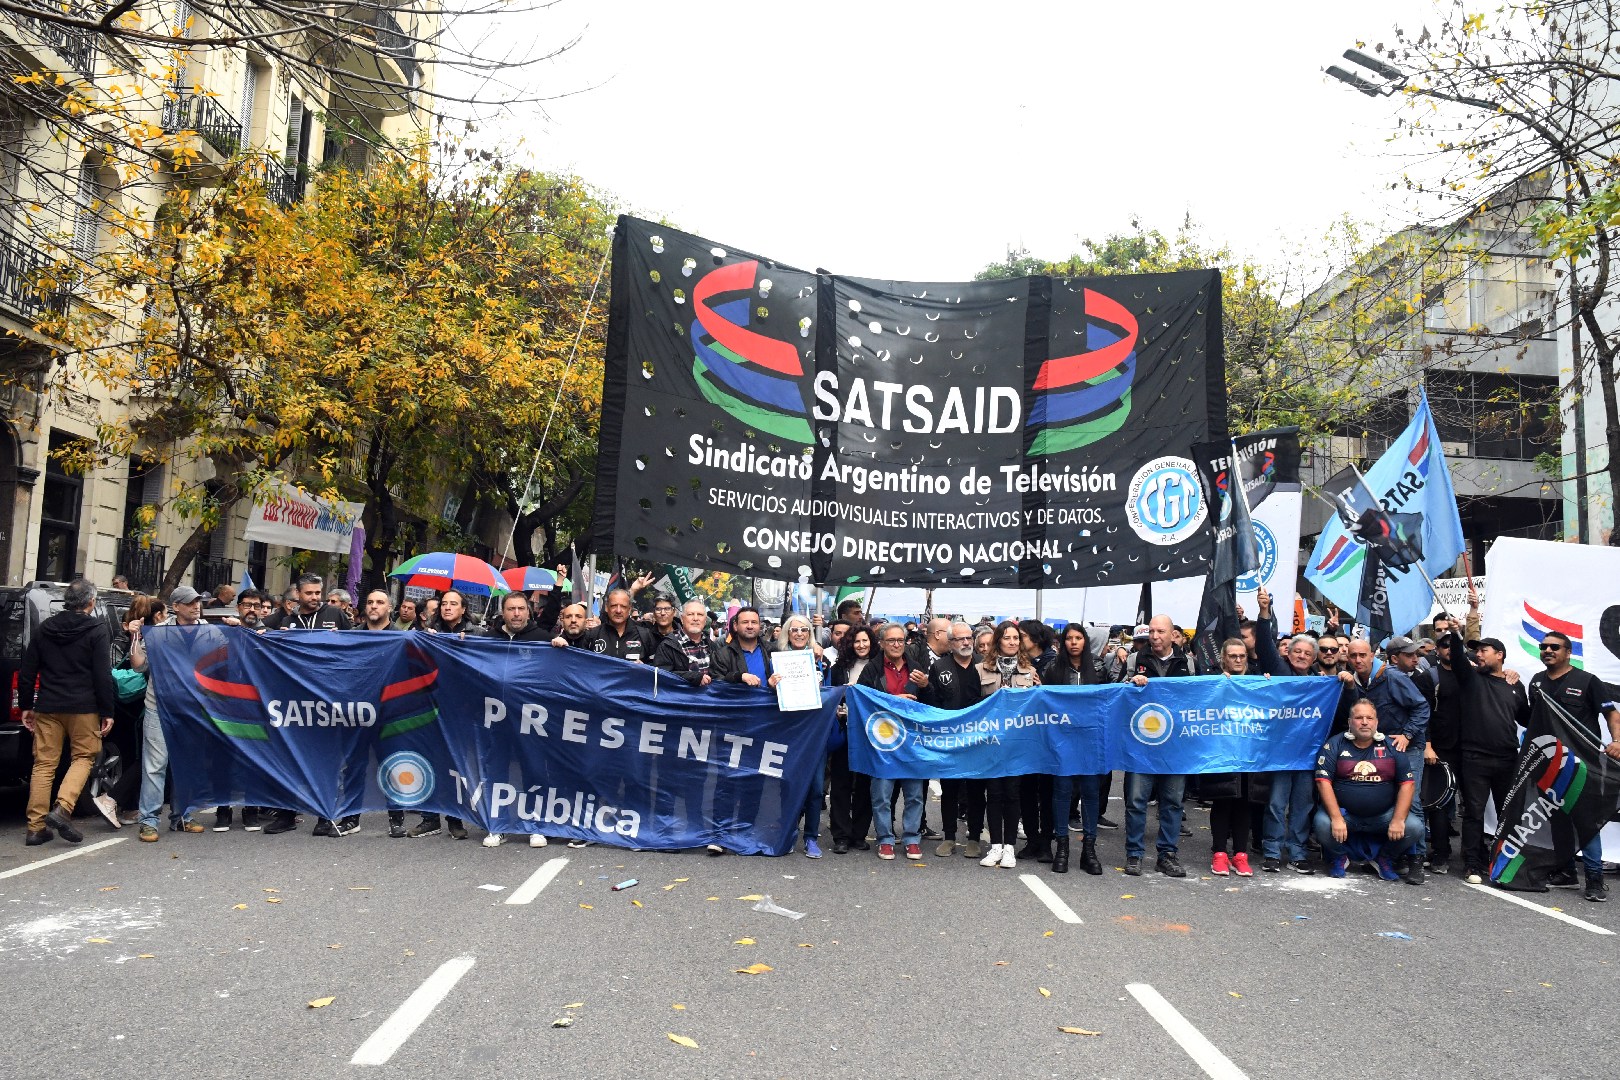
[463,0,1441,282]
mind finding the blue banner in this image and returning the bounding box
[144,626,840,855]
[845,676,1340,779]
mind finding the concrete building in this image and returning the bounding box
[0,0,435,595]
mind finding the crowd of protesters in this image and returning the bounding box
[17,571,1620,902]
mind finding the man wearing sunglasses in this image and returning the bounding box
[1528,631,1620,902]
[1314,636,1346,677]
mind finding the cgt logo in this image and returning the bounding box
[1236,518,1278,592]
[1125,457,1206,546]
[1130,703,1175,746]
[379,750,435,807]
[865,711,908,752]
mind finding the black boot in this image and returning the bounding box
[1079,838,1103,876]
[1052,836,1070,873]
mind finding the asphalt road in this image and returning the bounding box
[2,790,1616,1080]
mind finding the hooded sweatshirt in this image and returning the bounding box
[18,609,117,717]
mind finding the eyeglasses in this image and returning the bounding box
[790,627,810,634]
[1539,643,1566,652]
[1319,646,1340,653]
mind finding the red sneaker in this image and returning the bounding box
[1211,851,1230,876]
[1232,853,1253,877]
[878,843,895,860]
[904,843,922,860]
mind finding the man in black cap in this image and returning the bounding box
[1447,634,1529,883]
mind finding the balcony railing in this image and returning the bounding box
[15,3,97,79]
[0,222,66,321]
[244,154,305,207]
[115,538,167,594]
[192,554,234,597]
[369,8,419,87]
[160,91,244,158]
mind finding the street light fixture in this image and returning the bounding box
[1325,49,1408,97]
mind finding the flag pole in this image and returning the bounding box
[1348,463,1444,613]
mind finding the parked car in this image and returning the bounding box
[0,581,135,787]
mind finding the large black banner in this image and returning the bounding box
[595,216,1227,587]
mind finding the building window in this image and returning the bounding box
[37,431,85,581]
[1427,372,1558,461]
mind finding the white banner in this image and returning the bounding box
[868,577,1208,627]
[1481,538,1620,684]
[1480,536,1620,858]
[1236,489,1301,632]
[1424,575,1485,624]
[243,482,364,554]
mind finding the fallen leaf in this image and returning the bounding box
[563,1002,584,1009]
[99,886,119,892]
[265,898,282,904]
[327,944,343,950]
[263,888,279,893]
[579,904,594,910]
[552,1017,573,1028]
[1228,992,1243,999]
[1059,1027,1102,1036]
[1540,983,1553,988]
[137,954,155,959]
[705,897,720,902]
[993,961,1009,966]
[674,878,689,883]
[736,894,764,901]
[85,938,111,944]
[1043,931,1054,937]
[404,950,415,956]
[1120,894,1135,900]
[662,884,676,891]
[734,938,756,946]
[671,1004,686,1010]
[1039,987,1052,998]
[307,997,335,1009]
[232,904,247,910]
[734,963,773,975]
[631,899,643,908]
[667,1033,699,1049]
[348,886,372,892]
[797,943,814,948]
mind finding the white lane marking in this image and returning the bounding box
[1126,983,1248,1080]
[505,856,569,905]
[0,837,126,881]
[1019,873,1082,924]
[1462,881,1615,936]
[351,956,476,1066]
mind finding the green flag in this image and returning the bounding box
[654,564,697,606]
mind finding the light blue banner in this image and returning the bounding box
[845,676,1340,779]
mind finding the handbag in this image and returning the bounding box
[112,666,148,702]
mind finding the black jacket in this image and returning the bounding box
[1129,647,1197,680]
[1447,635,1529,756]
[265,606,352,631]
[19,609,116,717]
[711,638,776,683]
[1041,653,1104,687]
[925,655,982,710]
[580,620,657,662]
[483,621,550,643]
[652,633,713,685]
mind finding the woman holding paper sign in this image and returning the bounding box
[777,615,828,858]
[977,622,1039,870]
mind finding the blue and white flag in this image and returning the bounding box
[1304,392,1464,635]
[845,677,1339,779]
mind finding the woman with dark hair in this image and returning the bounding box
[826,626,878,855]
[1042,623,1107,875]
[1016,619,1060,863]
[978,621,1038,869]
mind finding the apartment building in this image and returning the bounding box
[0,0,434,596]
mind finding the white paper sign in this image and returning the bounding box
[772,649,823,712]
[244,482,364,554]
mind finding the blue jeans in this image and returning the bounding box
[1312,805,1425,861]
[1393,742,1427,860]
[1264,770,1314,862]
[798,758,826,842]
[1124,772,1184,858]
[1051,774,1102,839]
[1581,835,1604,878]
[869,778,924,846]
[137,696,173,829]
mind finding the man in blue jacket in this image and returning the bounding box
[1341,637,1431,885]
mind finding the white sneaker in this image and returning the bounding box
[1000,845,1017,869]
[1466,872,1483,884]
[529,834,548,848]
[980,844,1003,867]
[482,834,507,847]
